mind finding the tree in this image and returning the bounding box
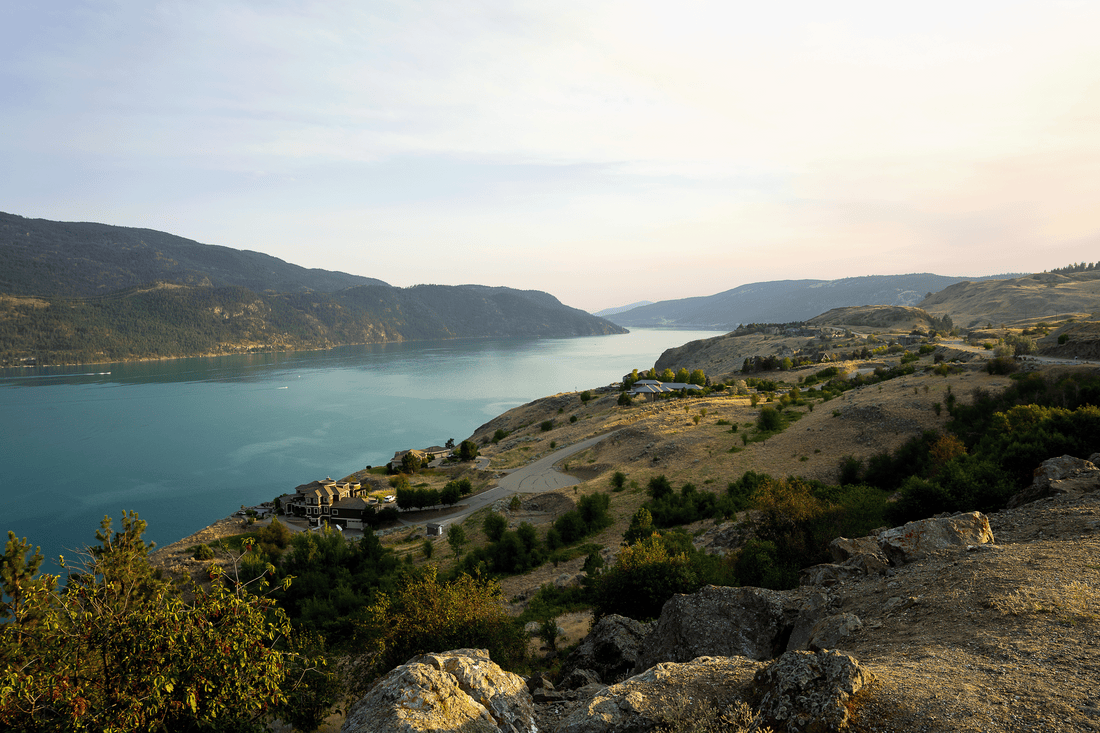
[757,406,782,432]
[623,507,655,545]
[580,390,592,404]
[617,392,632,406]
[689,369,706,386]
[362,567,527,677]
[459,439,479,462]
[0,512,329,731]
[483,512,508,542]
[445,438,455,449]
[675,367,690,383]
[659,368,676,382]
[400,451,420,474]
[447,524,467,559]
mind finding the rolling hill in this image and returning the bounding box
[606,274,1008,330]
[0,213,625,365]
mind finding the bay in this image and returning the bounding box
[0,329,715,567]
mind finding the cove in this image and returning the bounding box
[0,329,716,566]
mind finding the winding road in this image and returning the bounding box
[425,431,621,527]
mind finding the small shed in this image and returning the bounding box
[426,522,445,536]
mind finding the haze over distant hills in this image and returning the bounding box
[593,301,654,318]
[604,274,1022,330]
[0,213,624,366]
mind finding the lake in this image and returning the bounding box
[0,329,716,567]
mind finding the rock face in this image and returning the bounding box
[806,614,863,653]
[635,586,836,672]
[561,614,651,686]
[754,650,875,732]
[555,656,763,733]
[876,511,994,565]
[1007,454,1100,508]
[341,649,536,733]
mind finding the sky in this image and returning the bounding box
[3,1,1100,312]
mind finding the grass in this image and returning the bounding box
[990,581,1099,626]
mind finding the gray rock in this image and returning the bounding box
[556,656,763,733]
[799,563,866,588]
[560,668,602,690]
[806,614,863,652]
[636,585,830,672]
[563,614,651,685]
[341,648,536,733]
[754,649,875,732]
[876,511,994,565]
[1008,455,1100,508]
[828,536,884,564]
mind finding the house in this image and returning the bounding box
[426,522,445,536]
[284,477,365,527]
[628,381,704,402]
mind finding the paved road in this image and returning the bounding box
[421,431,621,528]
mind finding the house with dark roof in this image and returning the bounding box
[628,380,703,402]
[285,477,365,527]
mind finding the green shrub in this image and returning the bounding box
[540,420,555,432]
[483,512,508,542]
[756,406,782,432]
[192,543,216,561]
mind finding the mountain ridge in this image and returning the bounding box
[606,274,1020,330]
[0,213,625,365]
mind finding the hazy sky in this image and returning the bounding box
[4,1,1099,311]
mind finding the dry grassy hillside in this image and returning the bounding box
[807,305,935,331]
[919,271,1100,329]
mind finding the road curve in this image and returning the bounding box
[414,431,621,527]
[495,431,621,494]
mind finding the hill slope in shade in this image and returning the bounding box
[919,271,1100,328]
[0,212,625,365]
[607,274,999,330]
[0,211,388,297]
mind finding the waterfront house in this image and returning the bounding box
[285,477,365,527]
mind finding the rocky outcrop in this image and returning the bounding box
[561,614,651,687]
[635,586,837,672]
[806,614,863,653]
[341,648,536,733]
[802,512,995,590]
[877,511,994,565]
[1007,454,1100,508]
[555,656,763,733]
[754,650,875,732]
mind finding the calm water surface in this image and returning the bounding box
[0,329,715,565]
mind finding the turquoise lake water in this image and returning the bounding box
[0,329,716,566]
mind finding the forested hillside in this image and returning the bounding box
[0,211,387,296]
[0,282,625,366]
[0,213,625,365]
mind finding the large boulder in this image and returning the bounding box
[555,656,763,733]
[806,614,863,653]
[341,649,536,733]
[562,614,651,686]
[636,586,835,672]
[754,650,875,732]
[876,511,994,565]
[1007,454,1100,508]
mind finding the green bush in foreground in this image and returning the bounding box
[1,512,331,732]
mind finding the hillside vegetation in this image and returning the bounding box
[0,212,624,365]
[0,282,625,366]
[0,211,388,297]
